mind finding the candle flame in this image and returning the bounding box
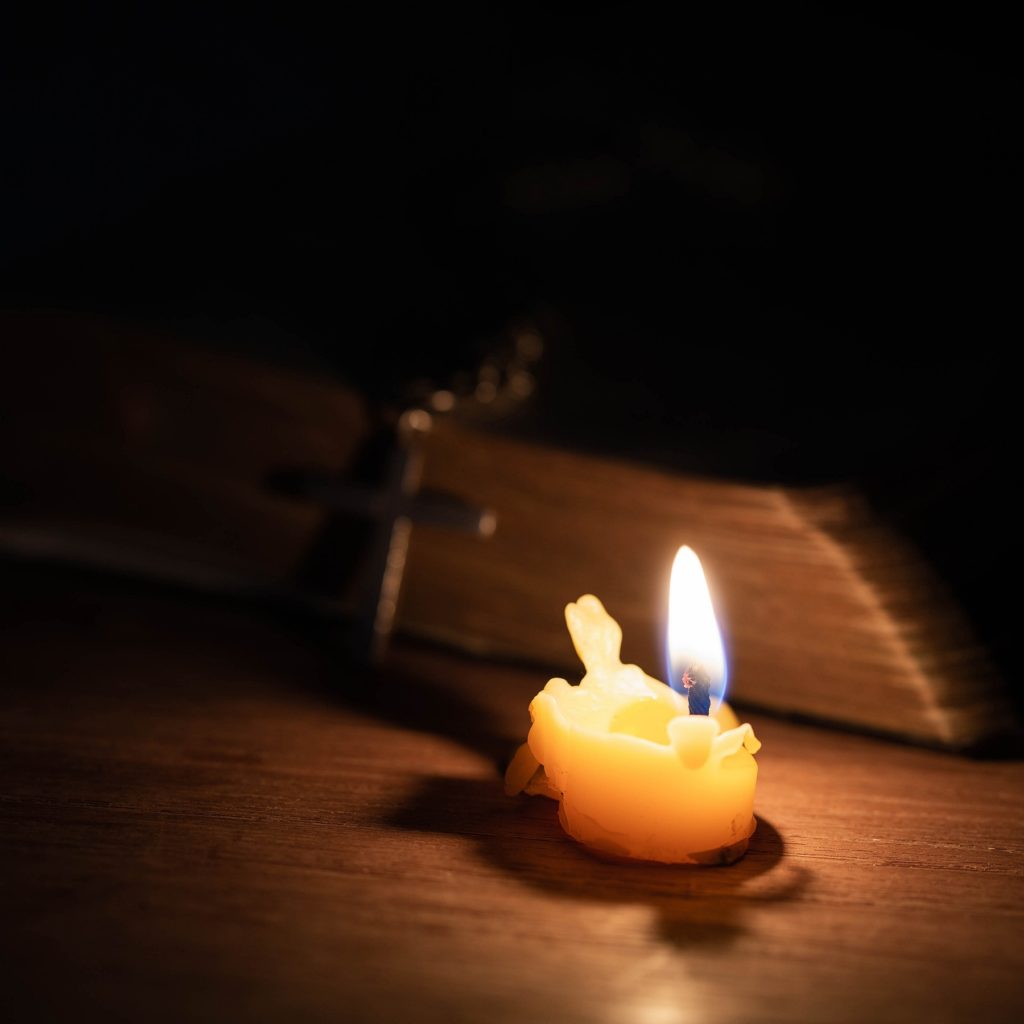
[666,546,728,708]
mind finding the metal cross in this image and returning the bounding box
[289,408,496,663]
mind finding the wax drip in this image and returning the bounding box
[682,664,711,716]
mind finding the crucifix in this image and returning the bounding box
[0,320,542,666]
[0,405,495,667]
[284,407,496,663]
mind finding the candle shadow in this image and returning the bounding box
[385,774,810,951]
[323,656,519,767]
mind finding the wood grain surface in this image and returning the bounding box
[1,566,1022,1023]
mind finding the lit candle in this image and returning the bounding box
[505,546,761,864]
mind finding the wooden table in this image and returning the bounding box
[2,567,1023,1022]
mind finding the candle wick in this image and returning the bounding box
[682,664,711,716]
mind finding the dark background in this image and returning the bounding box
[2,10,1021,687]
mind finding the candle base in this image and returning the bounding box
[507,751,757,866]
[569,825,756,867]
[557,800,757,866]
